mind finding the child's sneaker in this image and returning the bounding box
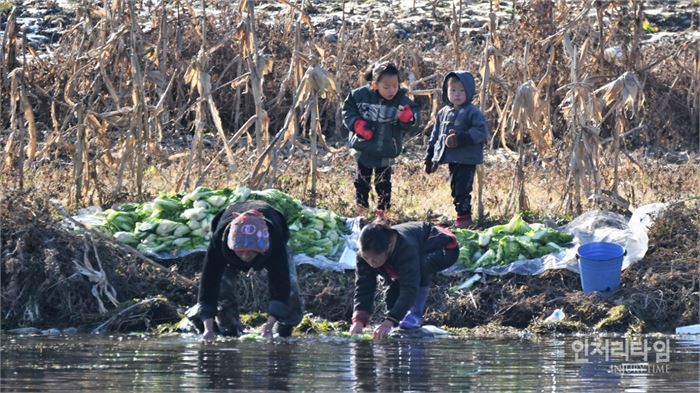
[454,214,473,229]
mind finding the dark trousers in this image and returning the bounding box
[354,162,392,210]
[448,163,476,215]
[185,266,244,337]
[188,252,303,337]
[385,247,459,308]
[215,265,243,335]
[218,259,303,337]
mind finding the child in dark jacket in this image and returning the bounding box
[425,71,489,228]
[343,61,420,219]
[194,200,303,340]
[348,219,459,338]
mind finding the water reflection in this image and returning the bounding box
[351,341,377,392]
[574,353,622,390]
[0,335,697,392]
[351,339,464,392]
[196,342,296,391]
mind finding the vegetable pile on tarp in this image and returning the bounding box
[453,213,574,270]
[99,187,349,259]
[289,208,347,257]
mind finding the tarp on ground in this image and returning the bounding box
[341,203,665,276]
[70,203,666,276]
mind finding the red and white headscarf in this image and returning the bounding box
[226,210,270,254]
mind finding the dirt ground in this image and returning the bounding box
[1,188,697,335]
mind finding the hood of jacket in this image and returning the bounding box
[441,71,476,106]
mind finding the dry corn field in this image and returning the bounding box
[0,0,697,220]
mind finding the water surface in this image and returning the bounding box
[1,334,698,392]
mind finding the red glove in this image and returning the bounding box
[353,119,374,140]
[397,105,414,123]
[446,130,458,148]
[424,158,436,174]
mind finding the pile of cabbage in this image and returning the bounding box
[453,214,574,270]
[100,187,349,258]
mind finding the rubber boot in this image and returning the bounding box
[399,287,429,329]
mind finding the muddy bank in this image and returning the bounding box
[2,190,697,335]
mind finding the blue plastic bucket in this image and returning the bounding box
[577,242,625,294]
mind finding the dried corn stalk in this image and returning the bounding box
[246,64,337,191]
[558,31,601,213]
[594,71,644,198]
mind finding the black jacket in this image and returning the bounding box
[197,201,292,321]
[343,86,420,168]
[354,222,456,324]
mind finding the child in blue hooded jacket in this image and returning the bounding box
[425,71,489,228]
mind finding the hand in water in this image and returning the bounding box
[202,329,216,342]
[373,320,394,339]
[349,322,365,335]
[202,318,216,342]
[262,324,273,338]
[262,315,277,338]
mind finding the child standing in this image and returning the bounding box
[343,61,420,218]
[425,71,488,228]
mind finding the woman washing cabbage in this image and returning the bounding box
[193,200,303,340]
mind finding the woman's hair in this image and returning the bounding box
[363,61,400,83]
[358,218,394,254]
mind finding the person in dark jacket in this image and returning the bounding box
[343,61,420,219]
[348,219,459,338]
[425,71,489,228]
[195,200,303,341]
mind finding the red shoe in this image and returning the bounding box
[356,206,369,217]
[375,208,389,220]
[454,214,473,228]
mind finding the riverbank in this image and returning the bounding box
[1,0,698,337]
[2,184,697,336]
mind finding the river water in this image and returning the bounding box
[1,333,698,392]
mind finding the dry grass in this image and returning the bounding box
[11,137,700,224]
[0,0,697,215]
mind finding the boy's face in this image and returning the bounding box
[447,77,467,107]
[371,74,400,101]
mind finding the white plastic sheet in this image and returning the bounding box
[442,203,667,276]
[340,203,665,276]
[69,203,666,276]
